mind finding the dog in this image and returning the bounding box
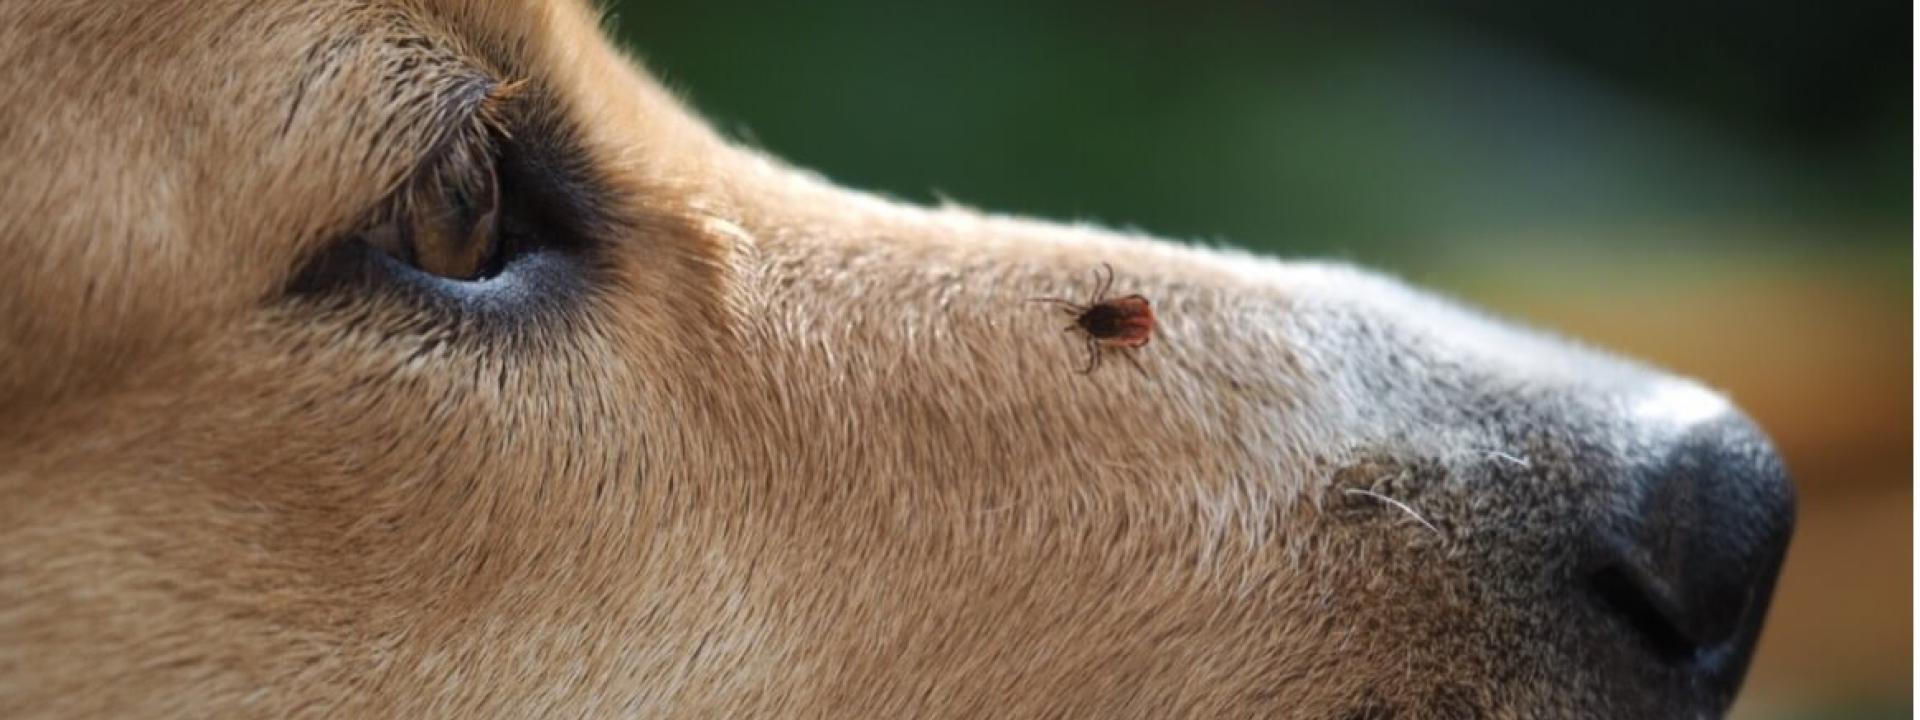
[0,1,1794,717]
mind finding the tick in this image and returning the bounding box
[1031,262,1155,374]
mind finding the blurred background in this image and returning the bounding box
[606,2,1911,716]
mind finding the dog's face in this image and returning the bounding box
[0,2,1794,717]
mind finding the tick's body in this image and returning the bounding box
[1032,263,1155,373]
[1074,296,1153,347]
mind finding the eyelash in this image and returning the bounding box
[437,79,521,174]
[393,79,519,219]
[357,79,524,280]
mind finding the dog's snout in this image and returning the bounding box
[1586,407,1795,699]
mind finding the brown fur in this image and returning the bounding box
[0,2,1780,718]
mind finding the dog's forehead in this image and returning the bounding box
[0,0,676,400]
[6,0,710,260]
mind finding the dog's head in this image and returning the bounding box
[0,2,1793,717]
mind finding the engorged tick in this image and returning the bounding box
[1030,262,1155,374]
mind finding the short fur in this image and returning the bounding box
[0,2,1780,718]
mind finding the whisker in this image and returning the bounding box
[1344,488,1441,536]
[1482,451,1532,469]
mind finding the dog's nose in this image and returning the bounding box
[1584,401,1794,698]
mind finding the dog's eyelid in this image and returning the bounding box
[353,85,516,282]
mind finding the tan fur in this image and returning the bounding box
[0,2,1777,718]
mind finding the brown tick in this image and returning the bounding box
[1031,263,1155,374]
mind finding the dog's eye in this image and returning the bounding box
[289,82,603,310]
[361,143,504,282]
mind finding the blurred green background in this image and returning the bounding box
[606,2,1911,717]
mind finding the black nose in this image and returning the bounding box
[1586,411,1795,700]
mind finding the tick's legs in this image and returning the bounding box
[1060,326,1092,373]
[1089,262,1115,305]
[1118,348,1146,375]
[1080,336,1101,374]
